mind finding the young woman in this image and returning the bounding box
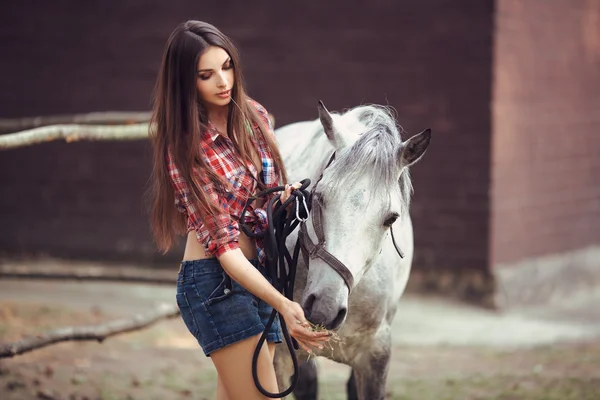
[148,21,329,399]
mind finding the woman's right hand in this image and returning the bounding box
[278,299,331,353]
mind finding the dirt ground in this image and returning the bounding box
[0,278,599,400]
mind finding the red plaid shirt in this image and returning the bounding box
[167,100,280,265]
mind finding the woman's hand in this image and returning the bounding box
[280,182,302,210]
[277,299,330,353]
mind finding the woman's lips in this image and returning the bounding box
[216,90,231,98]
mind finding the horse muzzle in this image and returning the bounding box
[301,267,349,330]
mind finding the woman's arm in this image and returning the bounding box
[219,249,329,351]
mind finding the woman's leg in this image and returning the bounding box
[215,342,278,400]
[267,342,276,362]
[211,334,279,400]
[216,376,230,400]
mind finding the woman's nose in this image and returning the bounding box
[217,72,228,88]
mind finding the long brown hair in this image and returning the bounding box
[149,20,287,252]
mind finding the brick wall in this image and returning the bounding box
[0,1,495,276]
[492,0,600,306]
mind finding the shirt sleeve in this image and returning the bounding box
[167,151,240,257]
[250,99,276,140]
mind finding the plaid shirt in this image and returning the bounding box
[168,100,280,265]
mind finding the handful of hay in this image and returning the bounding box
[305,321,343,358]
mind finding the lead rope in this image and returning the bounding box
[239,179,312,398]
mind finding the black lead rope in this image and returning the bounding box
[239,179,312,398]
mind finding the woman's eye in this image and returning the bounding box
[198,73,211,80]
[383,213,399,227]
[223,62,233,70]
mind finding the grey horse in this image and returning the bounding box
[272,102,431,400]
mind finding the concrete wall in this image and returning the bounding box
[492,0,600,307]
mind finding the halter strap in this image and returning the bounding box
[300,151,354,292]
[299,200,355,292]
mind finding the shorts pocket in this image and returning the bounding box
[175,291,200,338]
[195,270,233,307]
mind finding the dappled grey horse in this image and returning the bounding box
[273,102,431,400]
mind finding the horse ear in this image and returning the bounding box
[318,100,344,147]
[398,129,431,168]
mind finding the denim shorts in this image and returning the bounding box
[175,258,282,356]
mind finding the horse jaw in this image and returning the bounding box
[300,175,384,330]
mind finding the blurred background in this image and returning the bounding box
[1,1,599,399]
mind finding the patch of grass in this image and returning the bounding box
[388,374,600,400]
[0,324,10,338]
[99,387,121,400]
[160,370,188,392]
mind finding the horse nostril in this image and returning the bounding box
[303,294,316,319]
[330,307,347,329]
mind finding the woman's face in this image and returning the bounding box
[196,46,235,110]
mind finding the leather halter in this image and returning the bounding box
[298,151,356,292]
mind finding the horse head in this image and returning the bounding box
[300,101,431,330]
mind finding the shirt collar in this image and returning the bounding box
[202,121,220,142]
[202,120,261,144]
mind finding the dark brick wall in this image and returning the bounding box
[0,1,495,270]
[491,0,600,267]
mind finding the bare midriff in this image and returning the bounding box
[182,230,258,261]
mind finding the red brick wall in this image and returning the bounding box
[491,0,600,267]
[0,1,495,273]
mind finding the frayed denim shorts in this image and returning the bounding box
[175,258,282,356]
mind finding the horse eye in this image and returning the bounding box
[383,213,399,227]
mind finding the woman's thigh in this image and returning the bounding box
[211,334,279,400]
[216,343,274,400]
[267,342,276,362]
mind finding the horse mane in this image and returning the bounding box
[321,105,413,216]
